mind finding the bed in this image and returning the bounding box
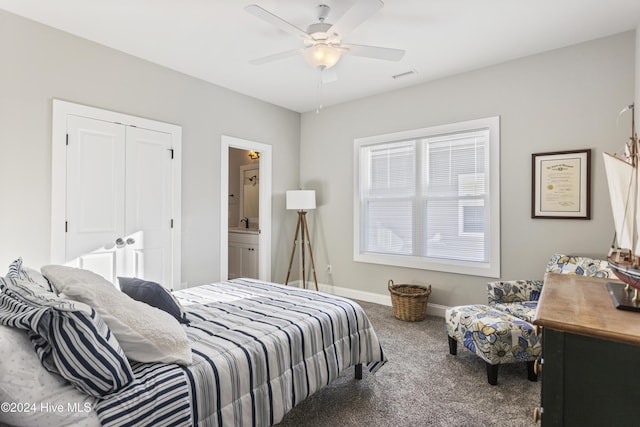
[0,260,386,427]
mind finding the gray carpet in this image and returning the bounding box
[277,300,540,427]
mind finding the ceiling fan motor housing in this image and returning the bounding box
[306,22,334,45]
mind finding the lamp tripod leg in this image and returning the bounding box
[284,214,302,286]
[302,214,318,291]
[301,213,306,289]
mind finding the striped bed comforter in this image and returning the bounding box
[95,279,387,426]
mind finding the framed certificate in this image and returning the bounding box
[531,149,591,219]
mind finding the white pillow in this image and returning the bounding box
[0,325,100,427]
[41,265,192,365]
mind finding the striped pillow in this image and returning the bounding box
[6,257,51,290]
[6,257,25,278]
[3,277,69,308]
[35,306,134,397]
[0,278,134,397]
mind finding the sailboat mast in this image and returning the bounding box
[631,103,639,260]
[632,103,637,167]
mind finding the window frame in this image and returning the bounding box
[353,116,500,278]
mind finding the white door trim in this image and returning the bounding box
[220,135,272,282]
[51,99,182,288]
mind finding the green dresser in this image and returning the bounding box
[533,273,640,427]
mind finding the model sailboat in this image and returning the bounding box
[604,103,640,310]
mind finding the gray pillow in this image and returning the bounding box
[42,265,192,365]
[118,277,189,324]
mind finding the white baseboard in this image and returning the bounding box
[289,280,447,318]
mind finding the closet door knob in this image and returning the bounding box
[115,237,126,248]
[126,237,136,245]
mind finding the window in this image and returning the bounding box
[354,117,500,277]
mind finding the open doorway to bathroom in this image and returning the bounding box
[220,136,272,282]
[228,150,259,279]
[230,153,259,231]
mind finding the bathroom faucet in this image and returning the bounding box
[240,217,249,228]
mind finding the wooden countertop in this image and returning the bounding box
[533,273,640,346]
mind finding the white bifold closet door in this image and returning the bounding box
[65,115,173,288]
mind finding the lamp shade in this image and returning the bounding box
[286,190,316,210]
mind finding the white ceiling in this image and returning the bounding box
[2,0,640,113]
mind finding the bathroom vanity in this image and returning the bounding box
[228,228,259,279]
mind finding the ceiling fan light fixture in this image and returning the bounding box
[303,43,342,69]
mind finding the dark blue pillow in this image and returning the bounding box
[117,277,189,324]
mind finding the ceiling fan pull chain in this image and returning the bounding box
[316,67,324,114]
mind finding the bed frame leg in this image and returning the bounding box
[355,364,363,380]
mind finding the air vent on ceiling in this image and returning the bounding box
[392,69,418,80]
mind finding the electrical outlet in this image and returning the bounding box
[326,264,333,274]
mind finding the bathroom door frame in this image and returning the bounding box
[220,135,272,281]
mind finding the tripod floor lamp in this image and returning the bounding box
[285,190,318,290]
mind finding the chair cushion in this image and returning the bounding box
[445,304,541,365]
[487,280,543,305]
[493,301,538,323]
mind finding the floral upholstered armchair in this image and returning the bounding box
[445,253,613,385]
[488,253,613,323]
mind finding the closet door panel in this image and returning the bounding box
[125,126,173,287]
[65,115,125,282]
[53,101,180,289]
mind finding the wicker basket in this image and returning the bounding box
[388,279,432,322]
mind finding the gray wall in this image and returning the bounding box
[300,31,636,307]
[0,10,300,287]
[1,8,637,309]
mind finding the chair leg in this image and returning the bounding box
[355,364,363,380]
[486,363,498,385]
[447,336,457,355]
[527,361,538,382]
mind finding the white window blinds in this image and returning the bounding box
[363,141,415,255]
[354,117,500,277]
[422,130,488,262]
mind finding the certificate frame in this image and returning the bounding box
[531,149,591,219]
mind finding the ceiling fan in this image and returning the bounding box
[245,0,405,71]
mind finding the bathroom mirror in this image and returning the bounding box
[240,165,259,226]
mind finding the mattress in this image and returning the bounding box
[94,278,386,426]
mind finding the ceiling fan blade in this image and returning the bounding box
[245,4,310,41]
[343,43,405,61]
[328,0,383,38]
[249,49,303,66]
